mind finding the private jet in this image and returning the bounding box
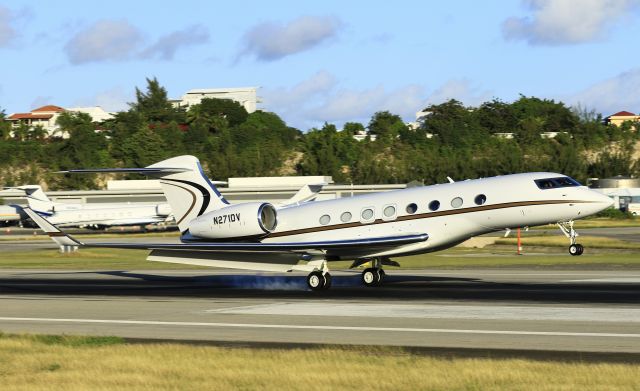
[11,185,173,229]
[25,155,613,290]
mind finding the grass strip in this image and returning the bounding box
[0,333,638,391]
[2,246,640,270]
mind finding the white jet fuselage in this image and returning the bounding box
[40,203,171,228]
[262,172,612,258]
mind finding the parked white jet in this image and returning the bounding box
[13,185,172,229]
[25,155,613,290]
[0,204,23,225]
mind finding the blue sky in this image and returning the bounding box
[1,0,640,130]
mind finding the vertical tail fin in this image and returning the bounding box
[61,155,229,232]
[148,156,229,231]
[14,185,54,214]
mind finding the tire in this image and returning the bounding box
[576,244,584,256]
[307,271,325,291]
[569,244,580,256]
[322,273,332,290]
[377,269,386,284]
[362,268,380,287]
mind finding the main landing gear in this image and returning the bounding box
[306,270,332,291]
[305,256,397,291]
[358,257,393,287]
[361,267,385,287]
[558,220,584,256]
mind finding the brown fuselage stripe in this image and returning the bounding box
[266,200,592,238]
[162,181,197,225]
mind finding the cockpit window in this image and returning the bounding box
[534,177,581,190]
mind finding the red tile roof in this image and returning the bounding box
[610,110,636,117]
[32,105,65,112]
[8,113,54,120]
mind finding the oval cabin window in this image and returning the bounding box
[406,203,417,214]
[451,197,463,208]
[474,194,487,205]
[361,208,374,220]
[383,205,396,217]
[340,211,352,222]
[429,200,440,211]
[319,215,331,225]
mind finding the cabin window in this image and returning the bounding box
[534,177,581,190]
[383,205,396,218]
[361,208,374,220]
[319,215,331,225]
[451,197,463,208]
[429,200,440,211]
[340,211,352,222]
[474,194,487,205]
[406,203,417,214]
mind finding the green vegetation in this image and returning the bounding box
[1,79,639,189]
[0,333,638,391]
[0,248,197,270]
[3,244,640,270]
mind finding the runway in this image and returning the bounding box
[0,268,639,359]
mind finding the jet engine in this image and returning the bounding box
[188,202,277,240]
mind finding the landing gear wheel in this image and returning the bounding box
[569,244,584,256]
[307,271,324,290]
[377,269,386,284]
[307,271,331,290]
[322,273,332,289]
[362,268,381,287]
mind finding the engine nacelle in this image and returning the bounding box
[188,202,277,240]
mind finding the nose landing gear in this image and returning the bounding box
[558,221,584,256]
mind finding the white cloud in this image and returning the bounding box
[75,86,131,112]
[0,5,16,47]
[238,15,342,61]
[64,19,143,64]
[140,25,209,60]
[265,73,493,130]
[568,68,640,116]
[424,79,493,108]
[64,20,210,64]
[502,0,640,45]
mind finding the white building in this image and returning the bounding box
[66,107,114,122]
[7,105,65,135]
[171,87,260,113]
[6,105,114,137]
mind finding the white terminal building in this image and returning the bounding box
[171,87,260,113]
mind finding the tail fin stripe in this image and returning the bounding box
[161,181,197,225]
[163,178,212,217]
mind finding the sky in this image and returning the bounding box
[1,0,640,130]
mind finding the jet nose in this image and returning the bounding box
[591,190,614,210]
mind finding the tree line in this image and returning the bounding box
[0,78,638,190]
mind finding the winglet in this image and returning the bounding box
[23,207,83,247]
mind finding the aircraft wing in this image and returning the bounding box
[24,207,428,255]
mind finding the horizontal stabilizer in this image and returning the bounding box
[57,167,190,175]
[23,207,83,247]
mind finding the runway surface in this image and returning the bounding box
[0,268,639,359]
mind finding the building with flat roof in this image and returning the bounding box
[171,87,260,113]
